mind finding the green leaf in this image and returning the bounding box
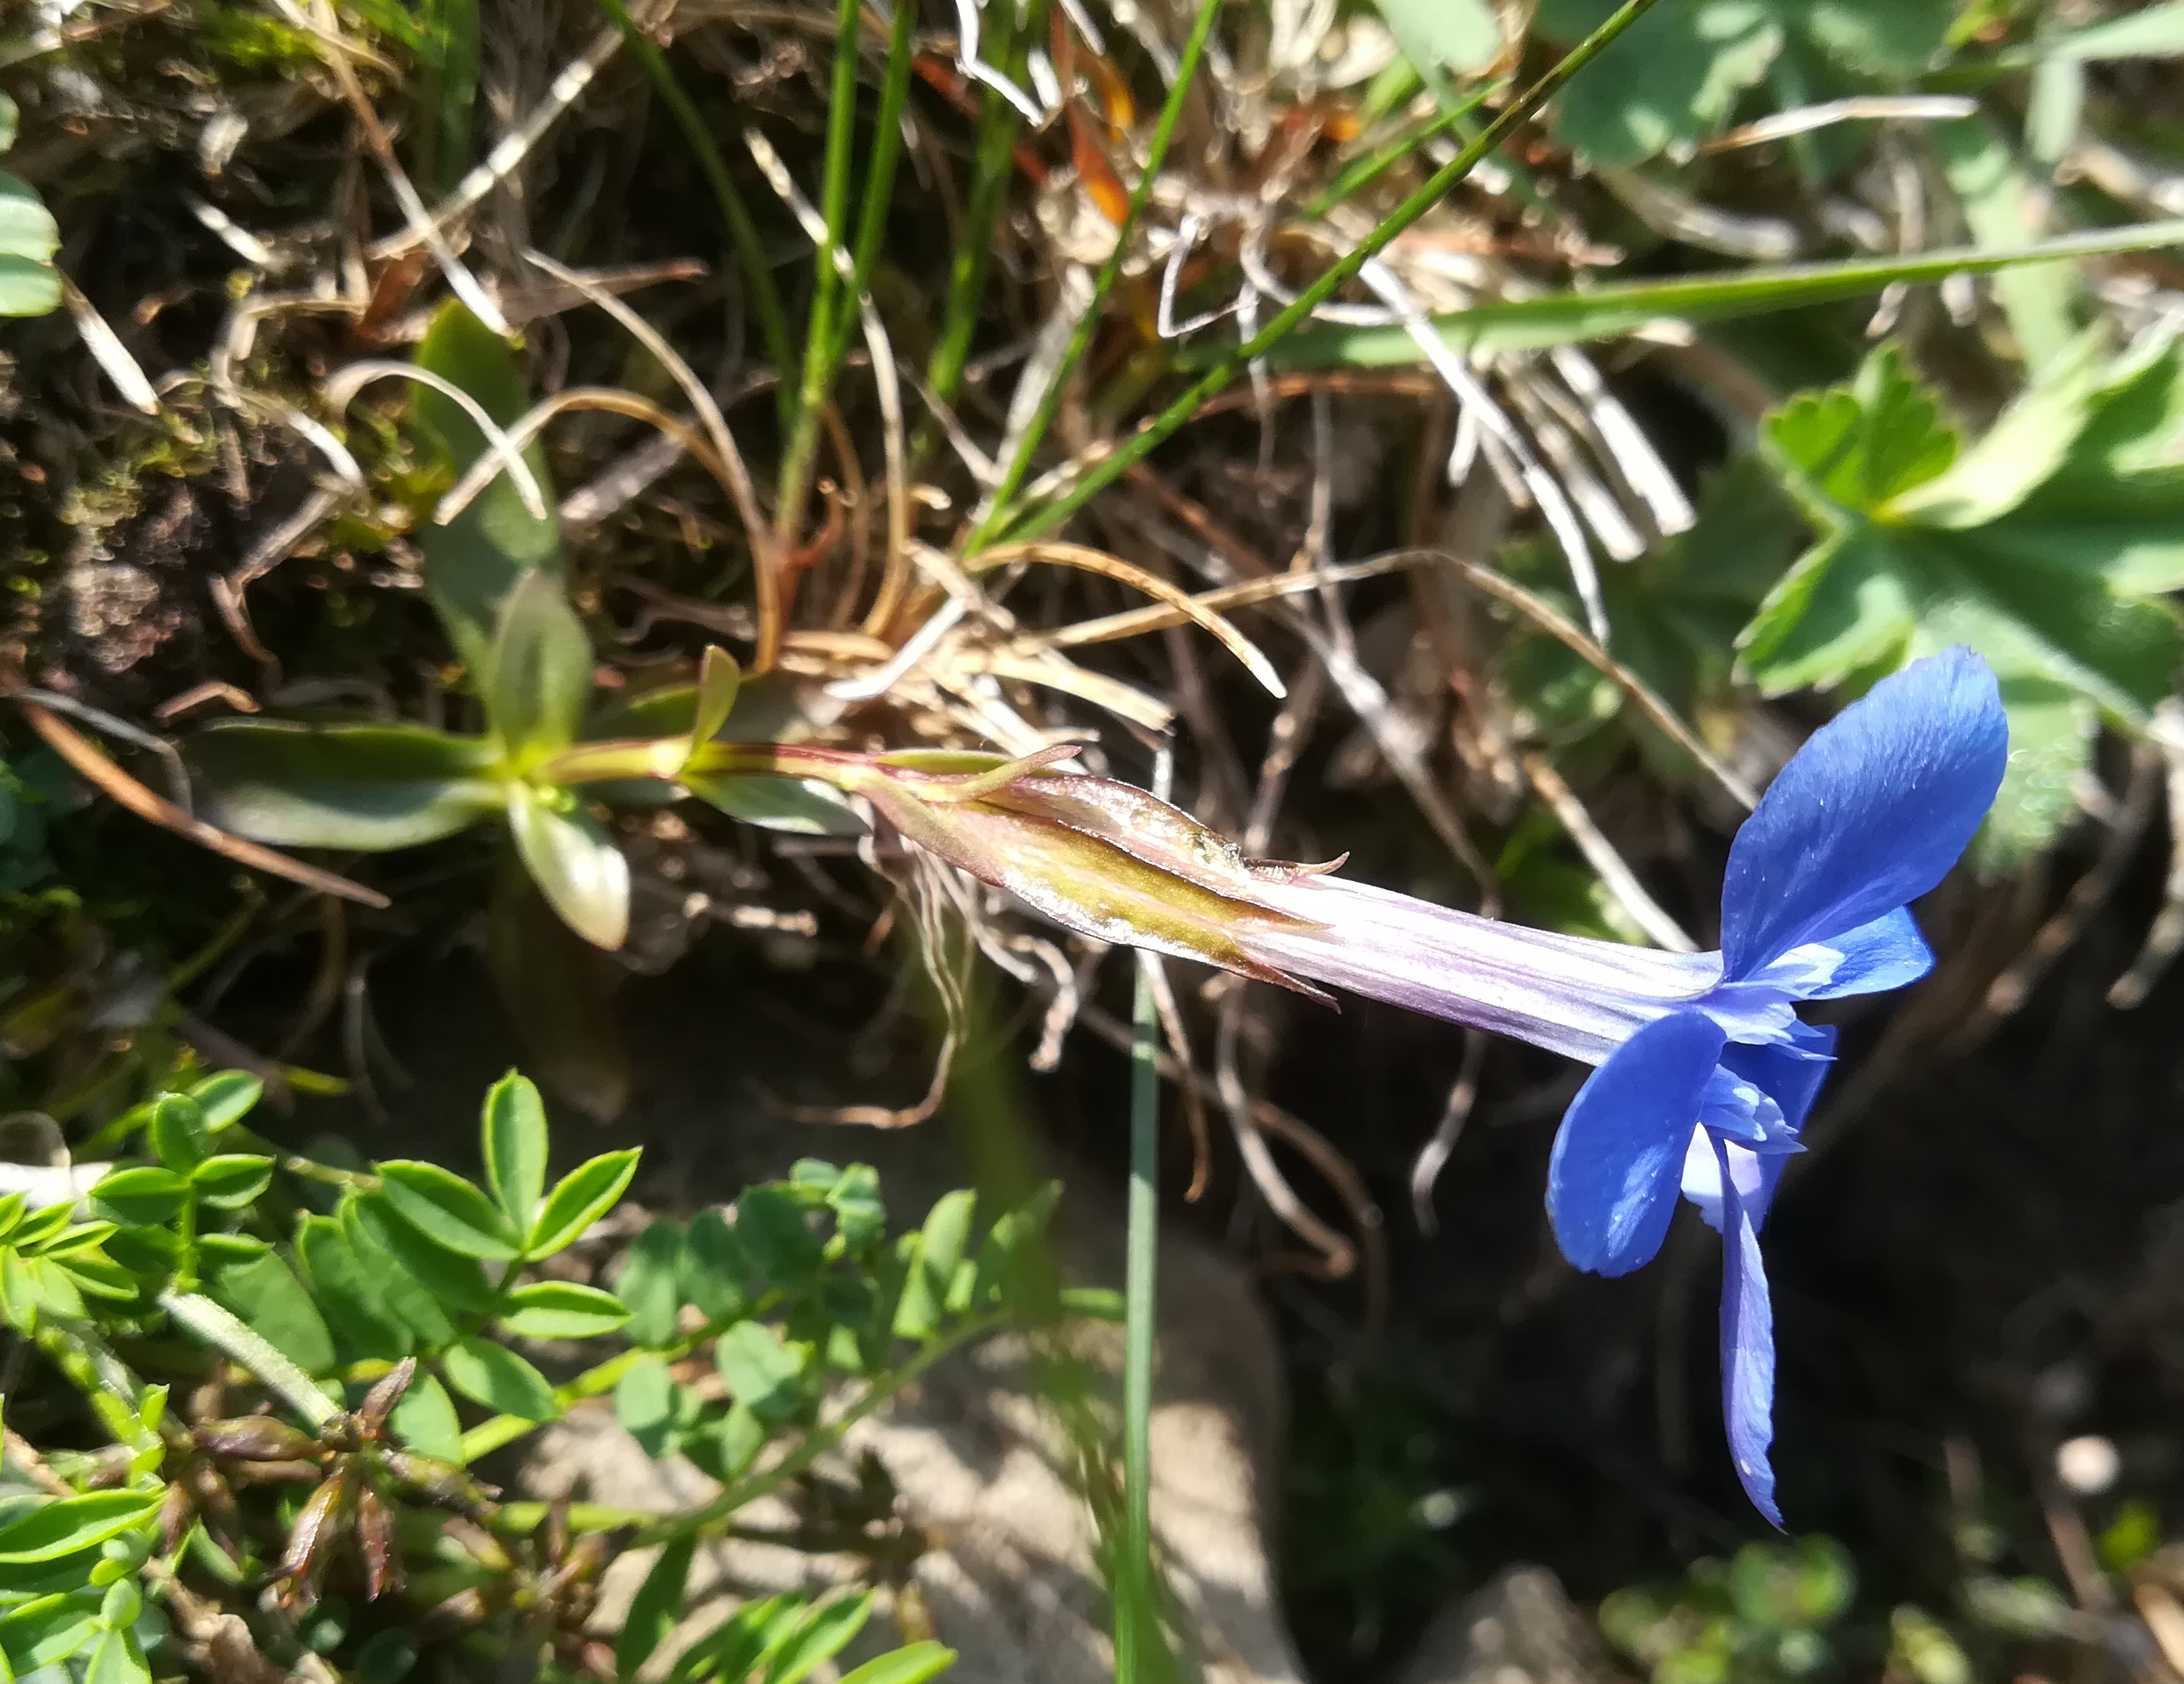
[442,1337,559,1421]
[412,301,562,673]
[712,1321,807,1422]
[480,1070,550,1231]
[680,1210,747,1323]
[681,771,867,836]
[2044,1,2184,61]
[893,1191,976,1343]
[667,1595,808,1684]
[615,1355,677,1458]
[211,1253,336,1376]
[497,1281,631,1339]
[0,172,61,318]
[528,1150,640,1258]
[686,645,741,768]
[618,1220,686,1347]
[82,1624,150,1684]
[375,1161,522,1261]
[1247,221,2184,370]
[296,1216,413,1360]
[0,1600,99,1672]
[1934,114,2077,371]
[733,1187,823,1289]
[1743,340,2184,862]
[346,1194,492,1322]
[189,1070,265,1131]
[148,1096,210,1174]
[1371,0,1500,95]
[0,1492,159,1564]
[1532,0,1780,166]
[507,785,630,952]
[486,571,593,767]
[835,1644,957,1684]
[825,1165,885,1254]
[765,1595,874,1684]
[617,1537,698,1682]
[390,1371,466,1463]
[90,1167,188,1228]
[187,721,504,852]
[191,1154,275,1210]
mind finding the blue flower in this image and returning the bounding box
[1242,647,2008,1523]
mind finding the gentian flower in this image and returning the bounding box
[830,648,2006,1523]
[1235,647,2008,1522]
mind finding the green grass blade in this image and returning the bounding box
[593,0,796,403]
[965,0,1224,553]
[828,0,920,374]
[1232,218,2184,368]
[988,0,1673,546]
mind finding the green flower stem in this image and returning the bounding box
[158,1289,340,1431]
[986,0,1673,546]
[963,0,1224,554]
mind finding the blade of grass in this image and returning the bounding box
[593,0,795,409]
[778,0,869,534]
[1115,747,1176,1684]
[984,0,1672,546]
[830,0,920,374]
[921,0,1043,443]
[964,0,1223,552]
[1299,81,1500,220]
[1234,217,2184,367]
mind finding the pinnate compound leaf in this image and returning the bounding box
[1743,339,2184,864]
[189,719,504,852]
[528,1150,640,1258]
[442,1336,559,1421]
[481,1070,550,1231]
[508,784,631,951]
[376,1162,523,1261]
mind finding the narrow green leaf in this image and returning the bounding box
[893,1191,975,1342]
[834,1643,957,1684]
[412,301,562,672]
[345,1195,486,1327]
[1934,114,2078,371]
[487,570,593,766]
[375,1161,522,1261]
[528,1150,640,1258]
[616,1537,698,1682]
[0,1492,159,1564]
[2046,1,2184,60]
[0,172,61,319]
[480,1070,550,1231]
[296,1215,413,1360]
[497,1281,631,1339]
[188,720,504,851]
[191,1154,276,1210]
[442,1337,559,1421]
[685,645,741,768]
[148,1096,210,1174]
[189,1071,265,1131]
[390,1372,466,1463]
[666,1594,807,1684]
[765,1595,874,1684]
[90,1167,188,1228]
[507,784,630,952]
[211,1253,336,1376]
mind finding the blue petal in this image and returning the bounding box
[1721,1023,1837,1136]
[1719,1136,1783,1528]
[1720,648,2007,981]
[1548,1011,1726,1277]
[1797,910,1935,1000]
